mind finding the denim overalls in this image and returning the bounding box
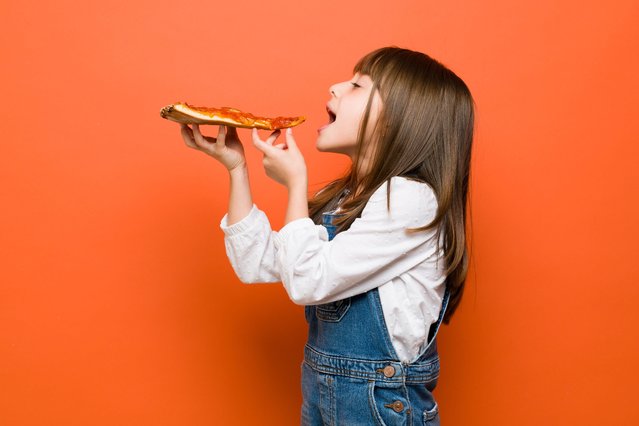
[300,211,451,426]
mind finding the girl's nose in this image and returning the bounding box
[329,83,339,97]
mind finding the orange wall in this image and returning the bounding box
[1,0,638,424]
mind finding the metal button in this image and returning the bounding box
[382,365,395,378]
[384,400,404,413]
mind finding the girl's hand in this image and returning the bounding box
[252,128,307,190]
[180,123,246,172]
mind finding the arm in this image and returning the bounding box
[226,129,286,225]
[284,176,309,225]
[251,128,309,225]
[227,164,253,225]
[218,127,308,283]
[222,165,282,283]
[180,123,282,283]
[181,123,282,225]
[221,205,281,283]
[273,178,441,305]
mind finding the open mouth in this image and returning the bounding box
[319,105,337,134]
[326,106,336,124]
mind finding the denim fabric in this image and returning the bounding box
[321,212,343,242]
[301,212,451,426]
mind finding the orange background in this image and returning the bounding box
[1,0,638,424]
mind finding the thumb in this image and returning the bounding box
[285,128,299,151]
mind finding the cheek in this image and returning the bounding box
[339,107,366,141]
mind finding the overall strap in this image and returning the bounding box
[414,284,451,362]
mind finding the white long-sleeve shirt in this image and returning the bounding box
[219,176,447,363]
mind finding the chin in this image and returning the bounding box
[317,146,352,158]
[315,138,332,153]
[315,140,336,153]
[316,136,355,156]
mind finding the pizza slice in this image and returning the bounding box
[160,102,305,131]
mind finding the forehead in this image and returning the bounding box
[353,73,373,83]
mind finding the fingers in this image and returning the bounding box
[216,125,227,147]
[192,124,214,149]
[284,128,298,151]
[226,126,238,139]
[252,128,280,155]
[181,124,198,149]
[266,129,281,146]
[251,128,268,153]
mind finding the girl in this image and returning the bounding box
[179,46,474,425]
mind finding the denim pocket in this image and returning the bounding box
[367,380,406,426]
[315,298,351,322]
[423,402,440,426]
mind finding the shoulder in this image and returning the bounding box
[368,176,437,206]
[364,177,438,226]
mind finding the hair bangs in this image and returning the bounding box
[353,47,400,94]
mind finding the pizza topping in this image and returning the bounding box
[160,102,305,130]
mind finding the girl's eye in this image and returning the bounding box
[351,82,361,88]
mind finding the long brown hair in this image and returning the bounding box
[308,47,476,324]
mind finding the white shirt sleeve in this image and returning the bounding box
[220,205,281,283]
[272,177,440,305]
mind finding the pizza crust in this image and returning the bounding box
[160,102,305,130]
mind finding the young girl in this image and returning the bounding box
[179,46,474,426]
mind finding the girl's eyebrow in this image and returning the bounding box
[351,74,370,84]
[354,74,373,84]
